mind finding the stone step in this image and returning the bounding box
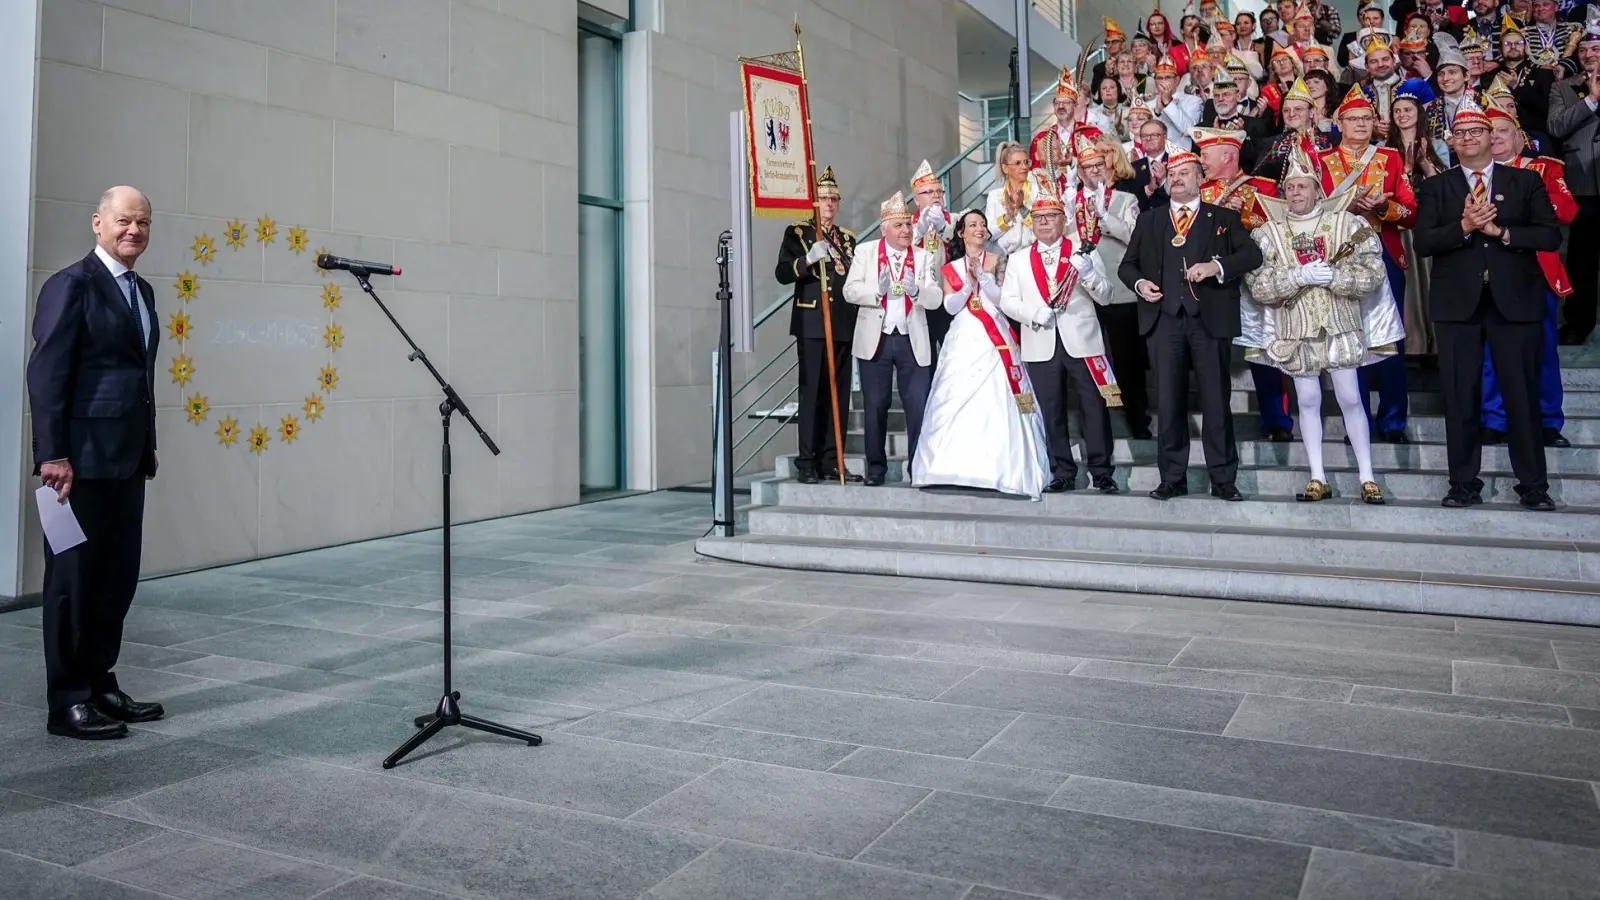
[771,480,1600,543]
[695,532,1600,626]
[746,505,1600,582]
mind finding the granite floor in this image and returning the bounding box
[1,491,1599,899]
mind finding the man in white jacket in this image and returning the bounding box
[844,191,945,486]
[999,172,1123,493]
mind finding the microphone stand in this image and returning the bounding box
[337,267,542,769]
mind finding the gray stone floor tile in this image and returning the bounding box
[1556,641,1600,673]
[374,553,528,576]
[1132,611,1558,666]
[302,878,459,900]
[449,647,761,720]
[642,840,968,900]
[1571,707,1600,730]
[175,625,424,673]
[912,594,1024,620]
[386,732,719,818]
[160,657,436,709]
[79,831,348,900]
[500,562,673,589]
[561,527,699,546]
[1047,776,1455,865]
[112,756,718,900]
[1225,694,1600,780]
[118,607,256,647]
[405,597,548,618]
[1174,639,1455,691]
[1217,600,1458,631]
[703,624,923,657]
[911,644,1084,674]
[228,598,442,636]
[973,714,1600,846]
[747,581,955,613]
[859,791,1310,900]
[1083,592,1226,611]
[1351,685,1573,726]
[1455,661,1600,707]
[384,613,627,656]
[1456,831,1600,893]
[0,622,41,648]
[801,610,1191,664]
[996,600,1154,630]
[629,574,779,598]
[116,642,212,670]
[372,572,559,602]
[564,632,978,700]
[1072,658,1354,701]
[525,609,729,637]
[1298,848,1600,900]
[962,890,1043,900]
[1455,618,1600,644]
[828,748,1066,804]
[0,849,173,900]
[0,723,257,809]
[562,592,834,629]
[936,667,1243,733]
[0,789,163,866]
[694,684,1020,756]
[137,588,360,618]
[560,711,857,771]
[247,562,400,588]
[630,760,928,858]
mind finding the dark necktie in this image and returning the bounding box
[124,271,146,350]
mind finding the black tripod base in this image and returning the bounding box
[383,691,541,769]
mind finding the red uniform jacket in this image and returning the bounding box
[1200,174,1278,231]
[1511,156,1577,296]
[1316,145,1417,267]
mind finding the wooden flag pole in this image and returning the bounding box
[794,19,847,487]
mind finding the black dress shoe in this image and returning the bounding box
[1210,482,1244,502]
[1092,475,1119,494]
[1149,482,1188,501]
[1381,430,1410,444]
[796,469,820,485]
[1520,488,1557,511]
[863,474,885,487]
[1044,477,1074,493]
[821,470,864,484]
[94,690,164,723]
[1266,428,1294,443]
[1558,329,1588,346]
[1482,428,1508,446]
[1127,421,1154,440]
[1544,428,1571,448]
[1441,486,1483,508]
[47,703,128,740]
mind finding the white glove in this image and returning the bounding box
[1070,253,1095,276]
[978,271,999,293]
[897,277,920,298]
[1031,307,1055,327]
[877,269,892,295]
[1299,261,1334,287]
[804,241,830,265]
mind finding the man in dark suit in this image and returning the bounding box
[1547,27,1600,344]
[1119,150,1265,501]
[775,166,858,484]
[1198,66,1275,170]
[27,186,166,739]
[1412,107,1562,509]
[1128,119,1174,211]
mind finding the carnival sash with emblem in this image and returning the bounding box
[1030,244,1122,407]
[1329,144,1381,200]
[878,240,914,316]
[1074,184,1109,246]
[946,255,1036,414]
[1202,173,1254,208]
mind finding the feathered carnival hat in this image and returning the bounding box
[1028,170,1065,214]
[1103,16,1126,42]
[879,191,914,222]
[1053,65,1079,101]
[815,165,840,200]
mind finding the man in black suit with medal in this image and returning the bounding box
[1119,149,1264,501]
[1412,105,1562,510]
[775,166,859,484]
[27,186,166,739]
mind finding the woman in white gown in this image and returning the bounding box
[912,209,1052,498]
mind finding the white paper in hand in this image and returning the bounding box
[34,485,86,553]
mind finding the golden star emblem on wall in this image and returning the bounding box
[184,394,210,424]
[321,283,341,310]
[256,215,278,245]
[303,395,325,422]
[223,219,247,249]
[312,246,330,273]
[168,354,195,386]
[191,235,216,265]
[279,414,301,444]
[216,415,240,447]
[288,226,310,255]
[167,311,192,341]
[174,271,199,301]
[248,425,270,455]
[323,322,344,351]
[318,365,339,391]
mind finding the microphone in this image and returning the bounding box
[316,254,401,276]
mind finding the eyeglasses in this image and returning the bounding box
[1455,126,1489,137]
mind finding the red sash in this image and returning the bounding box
[949,254,1035,414]
[1074,184,1106,245]
[878,241,913,316]
[1030,243,1123,408]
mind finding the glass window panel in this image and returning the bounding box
[578,32,620,201]
[578,202,622,493]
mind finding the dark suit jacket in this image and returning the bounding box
[775,220,857,342]
[1548,74,1600,196]
[1118,201,1264,338]
[1128,157,1171,211]
[1199,104,1275,170]
[27,251,158,480]
[1412,164,1562,323]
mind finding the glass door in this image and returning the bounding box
[577,23,625,495]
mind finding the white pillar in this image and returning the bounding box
[0,1,41,599]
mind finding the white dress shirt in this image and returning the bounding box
[881,245,913,335]
[94,244,152,347]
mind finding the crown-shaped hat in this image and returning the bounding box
[910,159,940,191]
[1280,77,1315,109]
[815,165,840,200]
[1362,30,1394,57]
[879,191,915,222]
[1291,2,1315,22]
[1072,130,1103,164]
[1028,170,1066,213]
[1191,126,1246,151]
[1103,16,1126,41]
[1358,0,1384,12]
[1054,64,1079,100]
[1395,77,1436,104]
[1127,94,1155,115]
[1335,84,1376,118]
[1284,137,1321,183]
[1154,54,1180,76]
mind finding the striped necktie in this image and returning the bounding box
[124,271,146,350]
[1174,205,1193,233]
[1470,171,1488,206]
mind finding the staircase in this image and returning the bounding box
[699,346,1600,626]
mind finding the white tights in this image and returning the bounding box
[1292,368,1374,484]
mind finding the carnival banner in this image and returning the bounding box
[739,58,814,217]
